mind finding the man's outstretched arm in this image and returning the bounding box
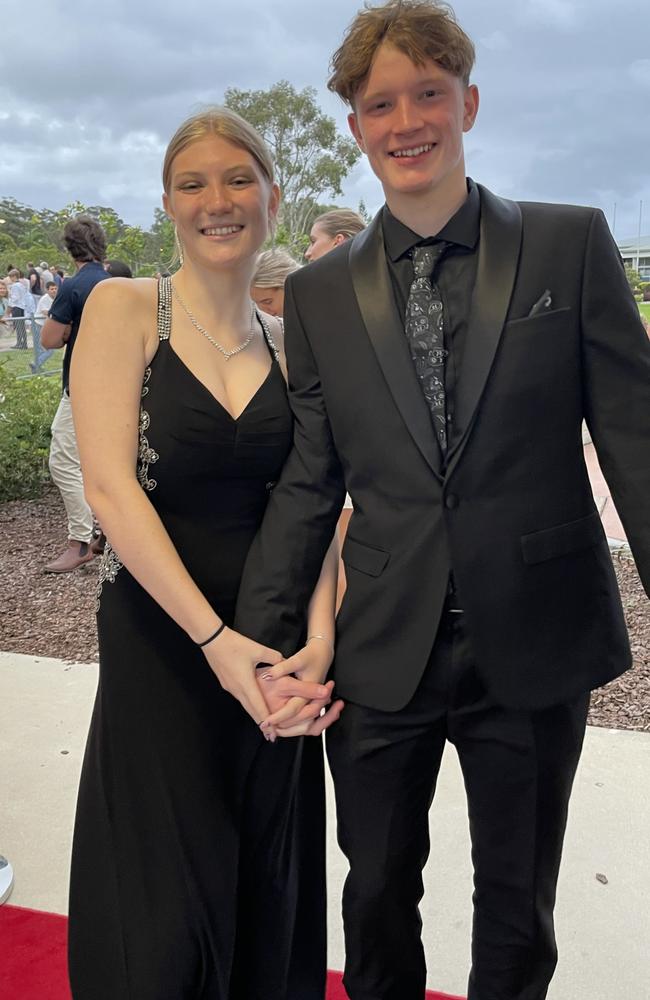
[235,276,346,653]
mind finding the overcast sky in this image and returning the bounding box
[1,0,649,242]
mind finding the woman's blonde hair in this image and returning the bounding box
[313,209,366,240]
[162,106,275,194]
[252,249,301,289]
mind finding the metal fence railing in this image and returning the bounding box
[0,316,62,377]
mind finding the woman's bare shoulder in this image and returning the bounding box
[82,277,162,360]
[88,276,158,313]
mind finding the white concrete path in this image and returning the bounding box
[1,650,649,998]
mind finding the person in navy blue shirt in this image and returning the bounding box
[41,216,110,573]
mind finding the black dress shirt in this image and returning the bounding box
[382,179,481,443]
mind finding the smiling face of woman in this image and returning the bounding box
[162,134,279,273]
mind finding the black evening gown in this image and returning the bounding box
[68,277,326,1000]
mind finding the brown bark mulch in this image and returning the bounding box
[1,487,648,732]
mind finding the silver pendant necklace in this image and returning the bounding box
[171,280,257,361]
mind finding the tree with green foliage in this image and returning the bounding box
[1,198,153,274]
[625,264,641,293]
[224,81,361,251]
[143,208,175,273]
[357,199,372,225]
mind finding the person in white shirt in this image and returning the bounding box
[6,269,31,348]
[31,281,58,372]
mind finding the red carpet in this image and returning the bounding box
[0,905,464,999]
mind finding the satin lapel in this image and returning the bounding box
[446,186,522,475]
[349,214,442,479]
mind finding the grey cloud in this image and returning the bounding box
[1,0,649,240]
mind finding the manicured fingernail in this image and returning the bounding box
[261,672,273,681]
[260,720,270,730]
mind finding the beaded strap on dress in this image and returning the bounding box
[256,310,281,364]
[158,276,172,341]
[159,274,278,360]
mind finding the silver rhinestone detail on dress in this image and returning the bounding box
[96,364,160,609]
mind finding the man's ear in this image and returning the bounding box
[463,84,479,133]
[348,112,367,153]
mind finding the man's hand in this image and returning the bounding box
[257,637,344,737]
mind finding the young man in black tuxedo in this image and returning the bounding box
[235,2,650,997]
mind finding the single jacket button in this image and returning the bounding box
[445,493,459,510]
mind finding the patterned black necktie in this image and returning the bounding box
[405,242,450,454]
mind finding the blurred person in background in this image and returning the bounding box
[40,216,110,573]
[250,248,300,316]
[5,269,31,348]
[0,279,8,325]
[104,259,133,278]
[31,280,59,373]
[27,262,44,300]
[40,261,54,285]
[304,208,366,262]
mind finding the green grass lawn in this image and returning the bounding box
[639,302,650,321]
[0,348,63,379]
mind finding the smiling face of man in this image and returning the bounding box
[348,42,478,217]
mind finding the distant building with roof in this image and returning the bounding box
[617,237,650,280]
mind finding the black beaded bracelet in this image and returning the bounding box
[196,622,226,648]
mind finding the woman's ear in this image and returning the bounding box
[268,182,281,226]
[162,192,174,223]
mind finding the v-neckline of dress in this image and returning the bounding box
[167,344,275,423]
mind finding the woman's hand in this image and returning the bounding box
[257,636,343,736]
[272,687,344,738]
[202,627,331,737]
[201,626,282,729]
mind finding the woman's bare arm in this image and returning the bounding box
[71,280,327,727]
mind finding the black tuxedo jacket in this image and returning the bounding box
[235,185,650,711]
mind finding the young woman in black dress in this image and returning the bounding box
[68,108,342,999]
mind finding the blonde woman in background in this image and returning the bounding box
[304,207,366,261]
[250,247,300,317]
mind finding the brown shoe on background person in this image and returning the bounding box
[90,532,106,555]
[43,539,95,573]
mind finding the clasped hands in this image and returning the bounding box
[202,628,344,740]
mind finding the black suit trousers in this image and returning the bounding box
[326,609,589,1000]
